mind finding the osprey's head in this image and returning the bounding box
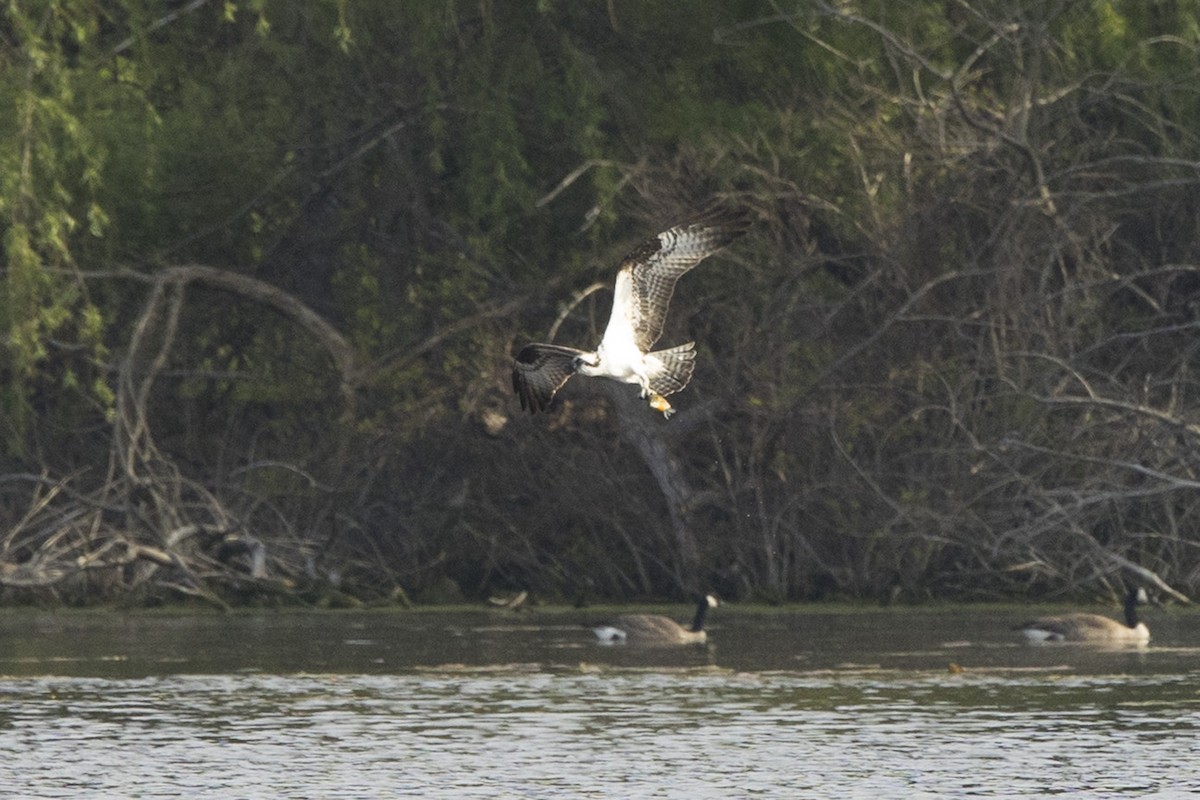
[573,352,600,370]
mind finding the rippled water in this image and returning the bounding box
[2,605,1199,798]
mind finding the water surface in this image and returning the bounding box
[2,604,1197,798]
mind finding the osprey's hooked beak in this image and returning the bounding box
[573,353,600,370]
[649,393,675,419]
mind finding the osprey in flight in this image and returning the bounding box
[512,207,749,418]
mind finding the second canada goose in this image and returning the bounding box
[592,594,719,645]
[1015,586,1151,644]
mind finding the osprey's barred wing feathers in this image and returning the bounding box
[512,343,586,413]
[512,206,749,415]
[622,207,750,353]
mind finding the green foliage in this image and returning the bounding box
[0,1,124,452]
[8,0,1200,602]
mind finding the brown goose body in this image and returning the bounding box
[1016,588,1150,644]
[593,594,718,645]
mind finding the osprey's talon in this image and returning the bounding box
[649,393,675,418]
[510,208,749,417]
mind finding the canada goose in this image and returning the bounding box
[592,594,719,644]
[1015,586,1151,644]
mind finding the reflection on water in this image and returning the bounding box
[1,606,1198,798]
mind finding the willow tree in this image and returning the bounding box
[1,2,120,456]
[0,1,656,602]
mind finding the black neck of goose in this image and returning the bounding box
[1123,589,1140,629]
[690,597,710,632]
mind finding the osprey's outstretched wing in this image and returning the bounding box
[512,206,750,417]
[619,208,750,353]
[512,343,586,413]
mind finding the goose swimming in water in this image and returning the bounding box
[592,594,719,645]
[1015,586,1151,644]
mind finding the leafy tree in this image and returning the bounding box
[2,0,1199,606]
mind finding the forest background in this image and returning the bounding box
[3,0,1199,609]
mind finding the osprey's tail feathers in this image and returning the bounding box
[647,342,697,397]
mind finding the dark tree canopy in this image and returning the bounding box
[1,0,1198,607]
